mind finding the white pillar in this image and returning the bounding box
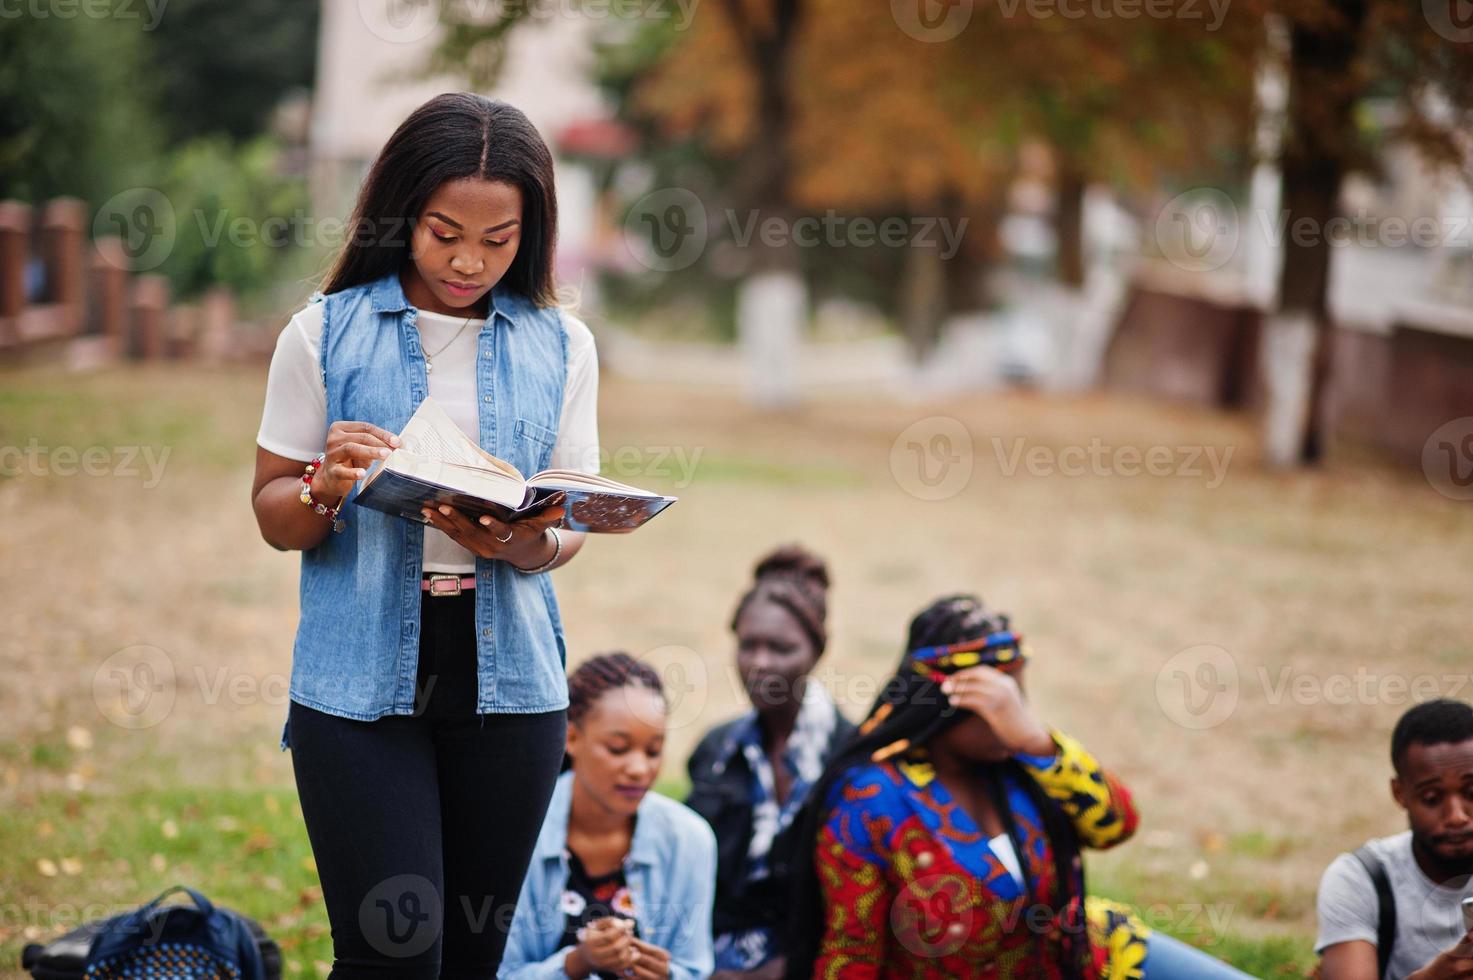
[738,270,806,409]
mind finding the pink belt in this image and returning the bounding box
[422,574,476,596]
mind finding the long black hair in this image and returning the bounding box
[784,595,1091,979]
[319,93,559,306]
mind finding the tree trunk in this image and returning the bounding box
[1054,162,1088,290]
[719,0,806,406]
[1263,0,1366,467]
[900,229,947,362]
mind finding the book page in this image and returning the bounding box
[397,396,493,469]
[526,469,663,497]
[361,396,526,500]
[387,454,527,509]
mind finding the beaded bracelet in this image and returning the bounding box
[513,527,561,574]
[299,453,346,532]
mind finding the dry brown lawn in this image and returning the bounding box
[1,361,1469,974]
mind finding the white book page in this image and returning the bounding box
[397,396,497,469]
[526,469,664,497]
[361,396,527,506]
[387,454,527,509]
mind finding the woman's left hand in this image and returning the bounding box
[940,666,1056,758]
[627,938,670,979]
[420,495,565,568]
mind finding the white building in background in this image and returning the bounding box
[309,0,610,300]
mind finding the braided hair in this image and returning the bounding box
[563,652,666,772]
[784,595,1091,980]
[730,545,830,657]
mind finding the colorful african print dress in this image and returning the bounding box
[814,729,1149,979]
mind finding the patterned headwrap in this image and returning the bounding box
[907,629,1027,681]
[861,629,1030,757]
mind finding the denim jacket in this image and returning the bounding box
[278,271,569,751]
[499,770,717,980]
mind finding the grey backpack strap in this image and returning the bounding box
[1352,845,1396,980]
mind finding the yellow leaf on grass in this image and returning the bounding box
[36,858,58,877]
[244,829,277,854]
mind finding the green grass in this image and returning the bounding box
[2,778,1314,978]
[0,370,242,477]
[1,784,328,978]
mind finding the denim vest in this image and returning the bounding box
[279,271,569,751]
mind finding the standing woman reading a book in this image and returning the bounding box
[250,93,600,978]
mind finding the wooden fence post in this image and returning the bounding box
[40,198,85,337]
[198,287,236,363]
[129,274,170,360]
[88,236,129,354]
[0,200,31,349]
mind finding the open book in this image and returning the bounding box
[353,397,677,534]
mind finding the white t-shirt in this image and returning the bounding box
[256,301,600,573]
[1316,830,1473,980]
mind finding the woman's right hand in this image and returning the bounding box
[308,421,401,502]
[575,917,639,976]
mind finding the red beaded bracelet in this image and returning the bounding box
[299,453,346,532]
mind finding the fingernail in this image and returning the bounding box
[421,509,432,520]
[479,517,490,525]
[380,448,390,457]
[390,436,401,447]
[438,505,450,515]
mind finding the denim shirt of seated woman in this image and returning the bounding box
[499,654,716,980]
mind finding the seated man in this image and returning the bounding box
[1317,699,1473,980]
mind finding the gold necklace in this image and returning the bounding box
[422,311,477,374]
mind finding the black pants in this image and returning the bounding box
[287,591,567,979]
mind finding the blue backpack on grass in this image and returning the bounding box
[21,885,279,980]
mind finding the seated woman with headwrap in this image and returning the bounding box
[786,595,1254,980]
[685,546,855,979]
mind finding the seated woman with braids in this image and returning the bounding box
[500,653,717,980]
[786,595,1254,980]
[684,546,856,979]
